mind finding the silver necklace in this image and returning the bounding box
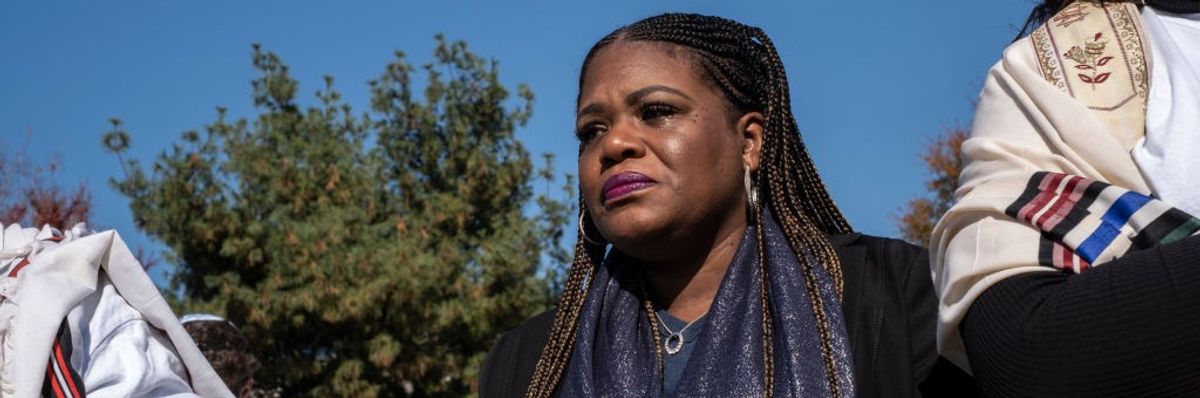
[653,311,707,355]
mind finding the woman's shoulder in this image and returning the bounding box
[479,308,555,398]
[494,308,556,349]
[832,233,979,396]
[829,232,928,274]
[828,232,933,324]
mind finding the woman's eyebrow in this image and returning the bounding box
[577,102,606,118]
[626,85,691,106]
[576,85,690,118]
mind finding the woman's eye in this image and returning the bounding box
[576,123,607,142]
[641,104,677,121]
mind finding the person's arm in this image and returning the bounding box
[961,234,1200,397]
[932,17,1156,369]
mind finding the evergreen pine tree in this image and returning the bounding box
[104,36,572,397]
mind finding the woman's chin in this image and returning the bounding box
[598,220,674,259]
[602,224,661,245]
[598,203,659,232]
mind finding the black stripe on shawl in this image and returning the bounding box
[1130,208,1200,252]
[1005,171,1051,219]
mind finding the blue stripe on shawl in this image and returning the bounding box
[1077,191,1152,262]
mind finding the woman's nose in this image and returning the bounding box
[599,119,645,168]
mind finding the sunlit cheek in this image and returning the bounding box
[658,133,687,168]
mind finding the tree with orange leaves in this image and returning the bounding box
[897,128,967,247]
[0,150,91,229]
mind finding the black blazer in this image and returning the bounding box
[479,233,977,397]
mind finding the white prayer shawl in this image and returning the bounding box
[0,224,232,398]
[929,1,1195,371]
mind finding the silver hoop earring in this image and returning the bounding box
[579,212,605,246]
[744,166,760,213]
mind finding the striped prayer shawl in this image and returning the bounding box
[929,1,1176,371]
[7,255,88,398]
[1005,171,1200,274]
[42,320,86,398]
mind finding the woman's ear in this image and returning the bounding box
[737,112,764,173]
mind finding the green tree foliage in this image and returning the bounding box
[897,128,967,247]
[103,36,573,397]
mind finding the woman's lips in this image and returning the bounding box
[602,171,657,203]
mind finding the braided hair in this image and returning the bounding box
[525,13,854,397]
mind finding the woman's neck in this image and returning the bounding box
[642,220,748,323]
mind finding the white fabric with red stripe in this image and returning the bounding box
[0,224,232,398]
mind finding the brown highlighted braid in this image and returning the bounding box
[525,13,853,398]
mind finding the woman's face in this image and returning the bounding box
[576,41,761,261]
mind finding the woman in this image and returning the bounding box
[481,14,972,397]
[932,0,1200,396]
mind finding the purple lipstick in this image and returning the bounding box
[602,171,657,203]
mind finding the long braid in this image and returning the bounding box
[525,202,605,398]
[750,23,848,397]
[530,13,855,397]
[641,280,666,393]
[755,207,775,397]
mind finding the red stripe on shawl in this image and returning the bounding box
[8,258,29,277]
[1036,175,1084,230]
[1062,244,1076,272]
[46,361,67,398]
[54,339,83,398]
[1019,173,1067,223]
[1048,176,1094,232]
[1052,242,1067,270]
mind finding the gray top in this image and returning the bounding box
[657,309,707,396]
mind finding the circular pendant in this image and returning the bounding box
[664,333,684,355]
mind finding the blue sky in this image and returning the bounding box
[1,1,1031,286]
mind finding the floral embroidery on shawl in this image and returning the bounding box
[1029,1,1148,113]
[1063,32,1114,88]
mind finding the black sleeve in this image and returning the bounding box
[900,244,938,384]
[890,241,978,397]
[479,329,519,398]
[961,234,1200,397]
[479,309,555,398]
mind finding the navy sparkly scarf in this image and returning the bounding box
[558,209,856,397]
